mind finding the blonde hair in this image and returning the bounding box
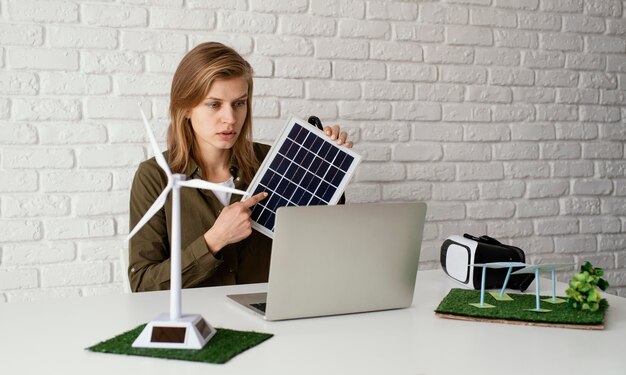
[167,42,257,182]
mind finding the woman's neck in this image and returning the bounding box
[196,147,232,183]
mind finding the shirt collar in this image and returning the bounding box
[182,155,240,181]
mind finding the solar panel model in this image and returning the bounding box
[245,116,362,238]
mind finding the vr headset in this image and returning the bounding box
[440,234,534,292]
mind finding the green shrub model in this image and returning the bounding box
[566,262,609,312]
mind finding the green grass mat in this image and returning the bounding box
[435,288,607,326]
[86,325,273,364]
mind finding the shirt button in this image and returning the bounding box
[229,268,234,273]
[235,177,240,182]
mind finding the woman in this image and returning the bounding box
[129,42,352,292]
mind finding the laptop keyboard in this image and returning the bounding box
[251,303,267,312]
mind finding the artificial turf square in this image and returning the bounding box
[86,325,273,364]
[435,288,607,327]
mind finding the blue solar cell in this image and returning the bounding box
[301,150,314,166]
[287,124,300,139]
[323,166,338,184]
[286,143,299,159]
[283,180,297,200]
[286,162,300,178]
[268,170,283,188]
[300,171,313,188]
[309,196,322,206]
[322,184,335,202]
[275,157,290,175]
[269,155,282,171]
[252,184,264,196]
[291,165,305,184]
[260,168,275,186]
[307,175,321,193]
[258,207,273,226]
[293,124,308,144]
[311,136,323,151]
[276,178,290,195]
[317,181,331,198]
[318,142,331,159]
[312,159,330,176]
[295,147,309,163]
[251,203,265,221]
[331,169,345,187]
[308,158,320,175]
[326,146,339,162]
[295,190,312,205]
[279,138,294,156]
[340,153,354,172]
[332,152,346,169]
[303,132,315,148]
[277,196,288,208]
[266,192,281,208]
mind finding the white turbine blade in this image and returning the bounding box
[178,179,247,195]
[139,106,172,178]
[127,186,171,240]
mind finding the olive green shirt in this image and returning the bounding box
[128,143,272,292]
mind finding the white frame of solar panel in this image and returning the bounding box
[244,115,362,238]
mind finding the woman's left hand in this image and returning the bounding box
[323,125,353,148]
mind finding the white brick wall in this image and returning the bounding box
[1,0,625,301]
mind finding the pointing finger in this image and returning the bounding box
[241,192,268,208]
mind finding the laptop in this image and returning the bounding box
[227,202,427,320]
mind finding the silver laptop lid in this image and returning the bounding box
[265,202,427,320]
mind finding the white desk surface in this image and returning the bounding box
[1,269,625,375]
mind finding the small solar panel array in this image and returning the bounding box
[246,116,361,238]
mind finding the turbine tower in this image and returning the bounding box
[128,108,247,349]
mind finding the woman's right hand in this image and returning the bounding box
[203,192,268,255]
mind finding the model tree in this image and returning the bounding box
[565,262,609,312]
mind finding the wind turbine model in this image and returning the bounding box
[129,108,247,349]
